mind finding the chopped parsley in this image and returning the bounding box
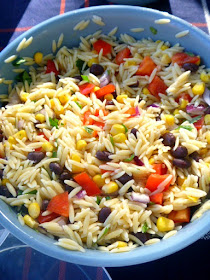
[96,196,102,205]
[110,136,115,146]
[124,154,135,162]
[142,222,149,233]
[185,52,194,57]
[98,227,109,241]
[122,124,128,133]
[49,117,59,129]
[84,126,93,134]
[26,190,37,195]
[189,115,202,123]
[150,26,157,35]
[105,196,111,200]
[17,190,23,196]
[15,71,32,85]
[76,59,88,73]
[52,151,57,158]
[18,205,28,216]
[148,201,155,205]
[12,57,26,66]
[177,125,193,131]
[81,75,90,83]
[74,101,82,109]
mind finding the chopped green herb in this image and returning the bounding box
[105,196,111,200]
[107,70,111,75]
[110,136,115,146]
[17,190,23,196]
[12,57,26,66]
[177,125,193,131]
[26,190,37,195]
[189,115,202,123]
[122,124,128,133]
[74,101,82,109]
[15,71,32,85]
[124,154,135,162]
[150,26,157,35]
[185,52,194,57]
[148,201,155,205]
[52,151,57,158]
[98,227,109,241]
[81,75,90,83]
[76,59,88,73]
[142,222,149,233]
[96,196,102,205]
[32,100,37,103]
[18,205,28,216]
[49,117,59,129]
[84,126,94,134]
[60,123,64,126]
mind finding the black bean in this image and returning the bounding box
[0,170,3,179]
[182,63,199,72]
[73,75,82,82]
[131,128,138,138]
[205,107,210,115]
[0,133,4,142]
[41,199,49,211]
[118,173,133,185]
[27,152,45,164]
[96,151,113,162]
[98,207,111,223]
[189,151,200,162]
[162,133,176,147]
[173,158,191,169]
[171,146,188,159]
[129,81,139,88]
[49,162,63,175]
[132,232,151,243]
[106,100,115,106]
[64,184,74,193]
[90,64,104,76]
[60,170,72,182]
[0,185,12,198]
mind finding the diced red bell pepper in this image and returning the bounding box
[79,83,95,95]
[171,52,200,66]
[175,92,192,103]
[136,56,157,76]
[83,110,94,125]
[94,108,109,117]
[74,172,101,196]
[95,84,116,98]
[93,39,112,55]
[35,147,43,152]
[38,132,49,141]
[115,47,131,65]
[47,192,69,217]
[147,75,167,99]
[125,107,136,116]
[194,116,204,131]
[146,174,173,192]
[46,60,59,75]
[152,163,167,175]
[168,208,190,223]
[38,211,60,224]
[150,193,163,205]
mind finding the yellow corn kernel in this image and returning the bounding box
[206,131,210,144]
[93,174,105,188]
[200,148,207,156]
[20,92,29,102]
[35,114,45,123]
[124,60,137,67]
[2,179,9,185]
[71,154,84,173]
[134,53,143,60]
[192,82,205,96]
[102,181,119,194]
[156,40,161,44]
[104,94,114,101]
[113,133,127,143]
[117,241,127,248]
[94,86,100,92]
[204,114,210,125]
[149,158,155,165]
[87,57,99,67]
[177,176,187,186]
[23,215,38,229]
[200,72,209,83]
[161,54,171,64]
[76,140,87,150]
[187,196,198,202]
[157,217,174,232]
[50,99,56,108]
[173,109,180,115]
[58,93,70,105]
[42,142,54,152]
[14,130,27,140]
[116,95,127,103]
[180,99,188,109]
[34,52,43,64]
[28,202,40,219]
[71,154,81,162]
[8,136,16,145]
[164,115,175,126]
[110,124,126,136]
[161,45,169,51]
[71,95,77,101]
[142,87,150,95]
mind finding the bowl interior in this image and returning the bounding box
[0,5,210,267]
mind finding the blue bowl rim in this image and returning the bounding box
[0,5,210,267]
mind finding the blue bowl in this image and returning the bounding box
[0,5,210,267]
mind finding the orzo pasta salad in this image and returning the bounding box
[0,31,210,253]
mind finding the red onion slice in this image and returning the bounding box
[99,71,110,88]
[75,190,86,199]
[131,192,150,204]
[186,104,206,115]
[203,88,210,106]
[149,174,173,196]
